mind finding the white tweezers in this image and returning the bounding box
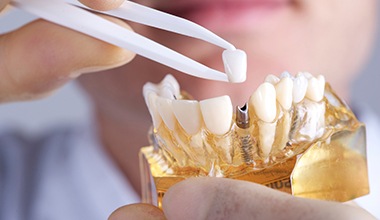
[9,0,247,82]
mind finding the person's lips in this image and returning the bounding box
[160,0,293,32]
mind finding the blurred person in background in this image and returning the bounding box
[0,0,378,219]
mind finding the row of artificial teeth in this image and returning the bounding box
[143,75,233,135]
[143,72,325,137]
[260,72,325,122]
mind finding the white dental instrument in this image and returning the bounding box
[9,0,247,82]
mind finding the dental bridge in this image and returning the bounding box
[9,0,247,83]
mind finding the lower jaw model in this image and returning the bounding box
[140,72,369,208]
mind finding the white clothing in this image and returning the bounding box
[0,124,139,220]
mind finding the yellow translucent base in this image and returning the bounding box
[292,126,369,201]
[140,125,369,207]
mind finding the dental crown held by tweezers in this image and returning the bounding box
[10,0,247,83]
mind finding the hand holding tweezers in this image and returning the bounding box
[9,0,247,82]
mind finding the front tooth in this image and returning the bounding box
[156,97,176,130]
[275,77,293,110]
[258,121,276,158]
[222,49,247,83]
[292,74,308,103]
[172,100,202,135]
[306,75,325,102]
[265,74,280,84]
[200,95,233,135]
[146,92,162,128]
[250,82,277,123]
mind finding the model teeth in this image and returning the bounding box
[276,111,291,151]
[161,74,180,97]
[144,72,329,166]
[292,73,308,103]
[159,85,176,99]
[265,74,280,84]
[143,82,158,99]
[301,71,313,79]
[172,100,203,135]
[145,91,162,128]
[280,71,292,79]
[156,97,176,131]
[200,95,233,135]
[158,74,180,99]
[275,77,293,110]
[250,82,277,123]
[306,75,325,102]
[143,74,182,129]
[222,49,247,83]
[258,121,276,157]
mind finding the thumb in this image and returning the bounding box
[108,204,166,220]
[162,178,374,220]
[0,16,134,102]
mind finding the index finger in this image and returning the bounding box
[79,0,125,11]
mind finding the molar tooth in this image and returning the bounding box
[258,121,276,158]
[146,92,162,128]
[161,74,180,98]
[162,74,180,91]
[280,71,292,79]
[200,95,233,135]
[250,82,277,123]
[222,49,247,83]
[143,82,158,100]
[301,71,313,79]
[156,97,176,130]
[275,77,293,110]
[265,74,280,84]
[143,83,162,128]
[276,111,291,151]
[159,85,176,99]
[306,75,325,102]
[292,74,308,103]
[172,100,202,135]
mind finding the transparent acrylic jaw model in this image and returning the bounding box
[140,75,369,208]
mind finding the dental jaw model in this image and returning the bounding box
[140,72,369,208]
[12,0,367,207]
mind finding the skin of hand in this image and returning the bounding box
[108,178,376,220]
[0,0,134,102]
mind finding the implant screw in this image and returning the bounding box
[236,104,254,164]
[236,103,250,129]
